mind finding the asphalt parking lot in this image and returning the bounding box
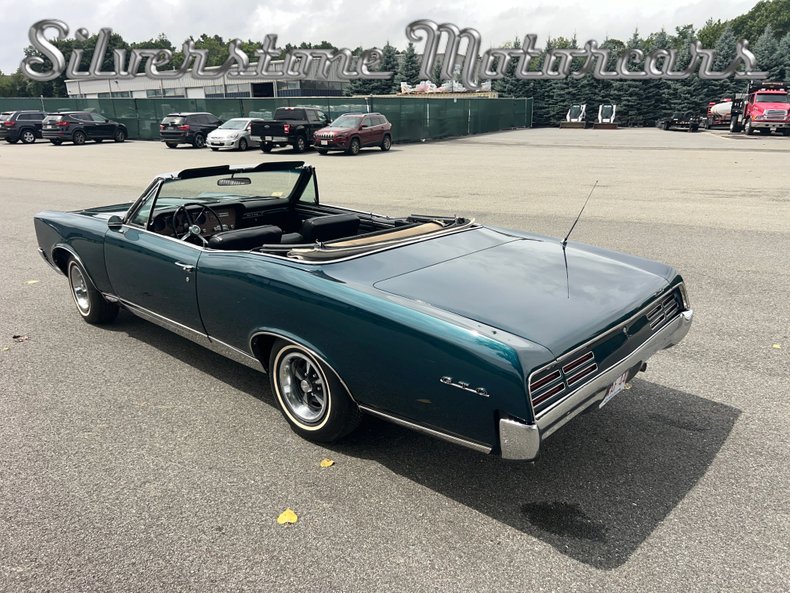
[1,128,788,592]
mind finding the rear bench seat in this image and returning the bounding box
[281,214,360,244]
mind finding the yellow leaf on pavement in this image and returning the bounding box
[772,343,781,349]
[277,508,298,525]
[25,280,40,285]
[320,458,335,468]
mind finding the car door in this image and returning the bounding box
[74,113,98,139]
[359,115,375,146]
[103,195,205,333]
[90,113,113,138]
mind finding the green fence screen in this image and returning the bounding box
[0,96,532,143]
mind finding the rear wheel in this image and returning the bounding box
[73,130,86,145]
[729,118,741,133]
[113,128,126,142]
[21,129,36,144]
[269,340,361,443]
[165,142,178,148]
[293,135,306,153]
[66,257,118,324]
[193,133,205,148]
[238,137,248,151]
[380,134,392,151]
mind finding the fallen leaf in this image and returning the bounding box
[320,458,335,468]
[12,335,29,343]
[772,343,781,349]
[276,508,298,525]
[1,347,9,352]
[25,280,40,285]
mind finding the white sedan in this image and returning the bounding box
[207,118,262,151]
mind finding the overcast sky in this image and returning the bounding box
[2,0,759,74]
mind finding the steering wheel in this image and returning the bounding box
[171,203,224,245]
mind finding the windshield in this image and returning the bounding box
[755,93,789,104]
[330,115,362,128]
[219,119,249,130]
[153,169,303,213]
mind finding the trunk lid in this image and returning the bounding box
[373,237,671,356]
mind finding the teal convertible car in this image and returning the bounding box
[34,162,692,460]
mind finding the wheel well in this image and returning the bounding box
[250,333,279,370]
[51,247,72,275]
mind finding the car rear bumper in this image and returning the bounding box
[0,129,19,141]
[42,130,70,139]
[499,309,694,460]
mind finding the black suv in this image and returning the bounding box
[42,112,127,145]
[0,110,46,144]
[160,112,222,148]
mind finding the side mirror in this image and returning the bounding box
[107,215,123,230]
[217,120,224,125]
[359,124,367,130]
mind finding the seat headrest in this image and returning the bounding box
[300,214,360,242]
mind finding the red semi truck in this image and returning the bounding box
[726,81,790,135]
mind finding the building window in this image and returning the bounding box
[146,89,164,97]
[163,88,186,97]
[205,84,225,98]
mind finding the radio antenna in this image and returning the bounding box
[562,180,599,248]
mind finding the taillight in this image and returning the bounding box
[177,124,189,131]
[159,124,166,130]
[56,120,69,127]
[4,120,15,127]
[283,123,290,134]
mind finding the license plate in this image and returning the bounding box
[599,371,628,408]
[321,140,328,145]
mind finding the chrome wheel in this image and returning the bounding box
[69,262,91,315]
[277,351,327,424]
[269,340,362,442]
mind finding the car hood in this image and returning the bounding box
[318,126,355,134]
[372,236,672,357]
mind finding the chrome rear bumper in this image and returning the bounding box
[499,309,693,460]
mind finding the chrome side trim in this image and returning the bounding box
[209,336,264,372]
[359,405,493,454]
[37,247,61,273]
[500,310,693,460]
[120,298,212,347]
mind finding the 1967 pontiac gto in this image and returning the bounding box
[34,161,692,460]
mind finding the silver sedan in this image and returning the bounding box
[207,118,262,151]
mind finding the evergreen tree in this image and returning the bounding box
[754,25,781,80]
[775,31,790,81]
[395,42,421,87]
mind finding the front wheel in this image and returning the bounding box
[292,135,306,153]
[269,340,361,443]
[380,134,392,151]
[113,128,126,142]
[165,142,178,148]
[346,137,360,155]
[67,257,118,324]
[210,147,219,151]
[317,148,328,155]
[745,119,755,135]
[238,138,248,151]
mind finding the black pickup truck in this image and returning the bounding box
[250,107,331,153]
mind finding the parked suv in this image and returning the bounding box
[0,110,46,144]
[160,112,222,148]
[313,113,392,155]
[42,112,127,145]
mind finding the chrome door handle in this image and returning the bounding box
[174,262,194,272]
